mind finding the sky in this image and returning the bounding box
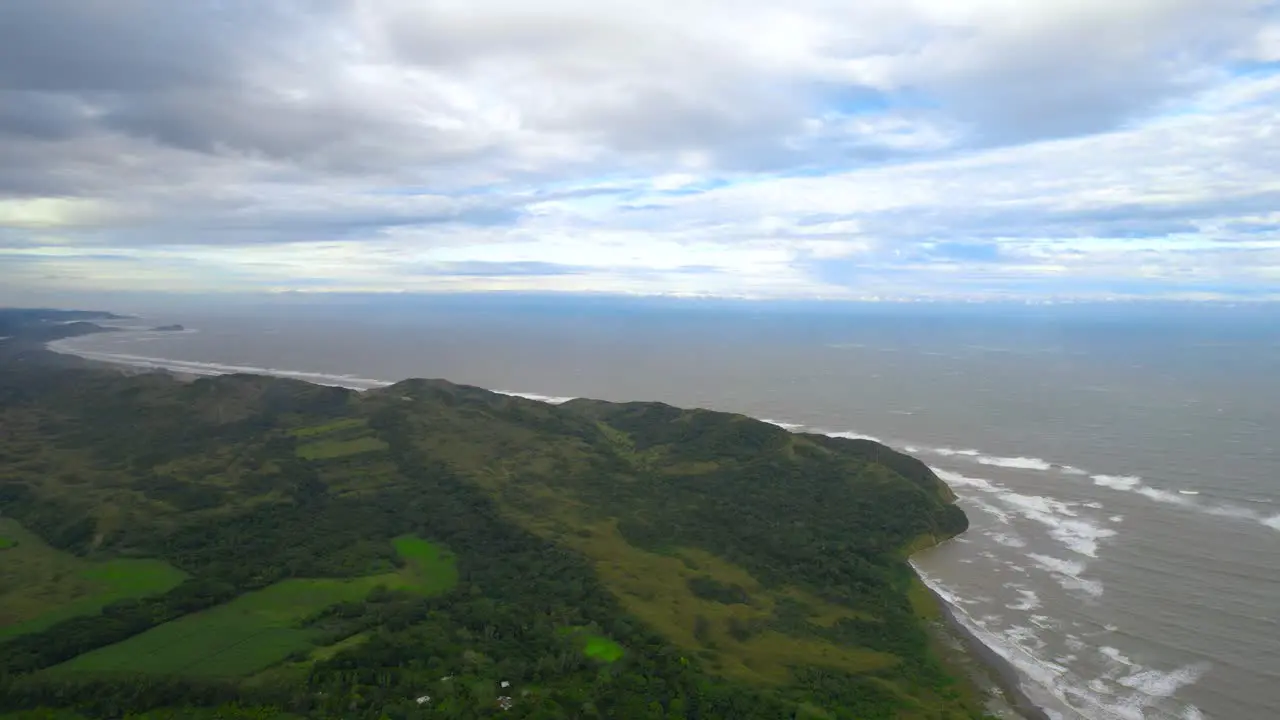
[2,0,1279,302]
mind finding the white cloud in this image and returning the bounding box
[1,0,1279,300]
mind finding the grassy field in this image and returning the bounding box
[391,535,459,595]
[295,436,387,460]
[48,577,390,676]
[0,519,187,642]
[48,536,457,678]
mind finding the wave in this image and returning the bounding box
[991,532,1027,548]
[915,568,1207,720]
[493,390,577,405]
[1092,475,1142,491]
[934,469,1116,558]
[931,447,983,457]
[1092,474,1280,534]
[818,429,885,443]
[1027,554,1104,599]
[760,418,806,431]
[930,453,1279,534]
[978,456,1054,471]
[1007,588,1041,611]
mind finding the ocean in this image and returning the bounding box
[47,296,1280,720]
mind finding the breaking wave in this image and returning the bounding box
[933,469,1116,558]
[916,569,1209,720]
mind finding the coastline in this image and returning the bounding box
[44,329,1054,719]
[920,575,1053,720]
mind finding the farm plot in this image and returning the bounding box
[47,576,394,676]
[0,519,186,642]
[48,535,457,677]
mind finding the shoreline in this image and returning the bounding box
[921,576,1053,720]
[45,329,1055,719]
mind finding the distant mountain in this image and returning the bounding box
[0,348,983,719]
[0,308,124,344]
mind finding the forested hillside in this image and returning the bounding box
[0,327,980,719]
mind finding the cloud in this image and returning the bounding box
[1,0,1279,300]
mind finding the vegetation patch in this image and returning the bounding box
[558,627,626,663]
[390,535,459,595]
[507,508,895,685]
[295,436,387,460]
[583,635,625,663]
[288,418,366,438]
[0,536,14,550]
[42,536,455,679]
[46,576,394,677]
[0,519,186,642]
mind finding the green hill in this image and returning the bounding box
[0,345,981,719]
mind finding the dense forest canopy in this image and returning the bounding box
[0,309,982,719]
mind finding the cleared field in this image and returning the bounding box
[559,627,626,663]
[0,519,186,642]
[296,436,387,460]
[391,535,459,595]
[48,576,396,676]
[48,535,457,678]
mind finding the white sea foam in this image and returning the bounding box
[496,390,577,404]
[932,468,997,492]
[930,447,982,457]
[1088,472,1280,533]
[995,491,1115,557]
[977,455,1054,471]
[965,497,1013,524]
[760,418,805,431]
[1117,663,1211,699]
[913,568,1204,720]
[1007,589,1041,611]
[1092,474,1142,491]
[1135,486,1195,506]
[1099,647,1134,666]
[991,532,1026,548]
[932,467,1116,556]
[1028,554,1104,598]
[822,430,884,443]
[1030,614,1057,630]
